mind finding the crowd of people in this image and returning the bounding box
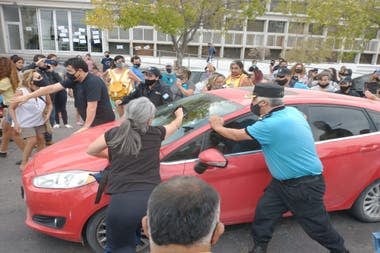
[0,51,379,252]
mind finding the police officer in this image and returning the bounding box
[209,83,349,253]
[118,66,172,108]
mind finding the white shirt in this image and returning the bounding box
[15,87,46,128]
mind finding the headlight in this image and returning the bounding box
[33,170,96,189]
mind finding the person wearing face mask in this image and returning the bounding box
[12,57,115,134]
[103,55,141,117]
[9,69,53,170]
[161,63,177,87]
[101,51,113,72]
[118,66,173,108]
[290,63,308,85]
[130,55,144,84]
[142,176,225,253]
[274,67,291,87]
[310,71,338,92]
[335,77,360,97]
[209,83,349,253]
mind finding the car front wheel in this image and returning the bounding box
[351,180,380,222]
[85,207,150,252]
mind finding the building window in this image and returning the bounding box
[288,22,305,34]
[56,10,69,51]
[40,10,55,50]
[90,28,102,53]
[71,10,88,52]
[3,5,19,22]
[7,24,22,50]
[120,28,129,40]
[223,47,241,59]
[109,42,130,54]
[109,28,119,40]
[268,21,285,33]
[21,7,39,49]
[308,23,324,35]
[246,20,265,32]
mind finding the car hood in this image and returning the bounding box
[26,122,118,176]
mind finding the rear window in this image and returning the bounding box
[153,93,244,145]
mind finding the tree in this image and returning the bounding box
[277,0,379,62]
[86,0,268,66]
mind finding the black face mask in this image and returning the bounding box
[318,83,329,88]
[105,54,110,58]
[276,79,288,86]
[250,103,261,116]
[33,78,49,87]
[134,63,141,68]
[295,69,302,73]
[145,79,156,86]
[166,68,172,73]
[66,72,78,82]
[340,86,350,92]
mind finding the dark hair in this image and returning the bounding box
[230,60,249,75]
[130,55,141,63]
[11,55,24,64]
[147,176,220,246]
[64,57,89,72]
[328,67,339,83]
[33,54,46,62]
[111,55,125,69]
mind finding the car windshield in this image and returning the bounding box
[152,93,244,145]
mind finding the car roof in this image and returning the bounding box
[208,87,380,112]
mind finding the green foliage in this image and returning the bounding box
[284,38,335,64]
[87,0,268,65]
[277,0,379,61]
[277,0,379,40]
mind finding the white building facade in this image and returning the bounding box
[0,0,379,64]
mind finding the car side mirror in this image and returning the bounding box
[194,148,228,174]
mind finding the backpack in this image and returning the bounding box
[108,69,133,101]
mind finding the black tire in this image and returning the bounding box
[86,208,107,253]
[85,208,150,253]
[351,180,380,222]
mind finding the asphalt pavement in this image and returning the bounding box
[0,98,379,253]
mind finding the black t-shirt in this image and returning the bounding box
[104,125,166,194]
[62,73,115,126]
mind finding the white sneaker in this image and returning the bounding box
[53,124,60,129]
[64,124,73,129]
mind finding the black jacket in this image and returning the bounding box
[121,80,173,107]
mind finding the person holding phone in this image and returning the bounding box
[364,69,380,100]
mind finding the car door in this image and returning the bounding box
[306,104,380,211]
[165,113,271,225]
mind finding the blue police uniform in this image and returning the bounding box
[244,83,348,253]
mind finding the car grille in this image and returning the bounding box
[32,215,66,229]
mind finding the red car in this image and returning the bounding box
[22,88,380,252]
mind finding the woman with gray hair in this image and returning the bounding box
[87,97,184,253]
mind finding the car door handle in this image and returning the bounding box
[360,144,379,152]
